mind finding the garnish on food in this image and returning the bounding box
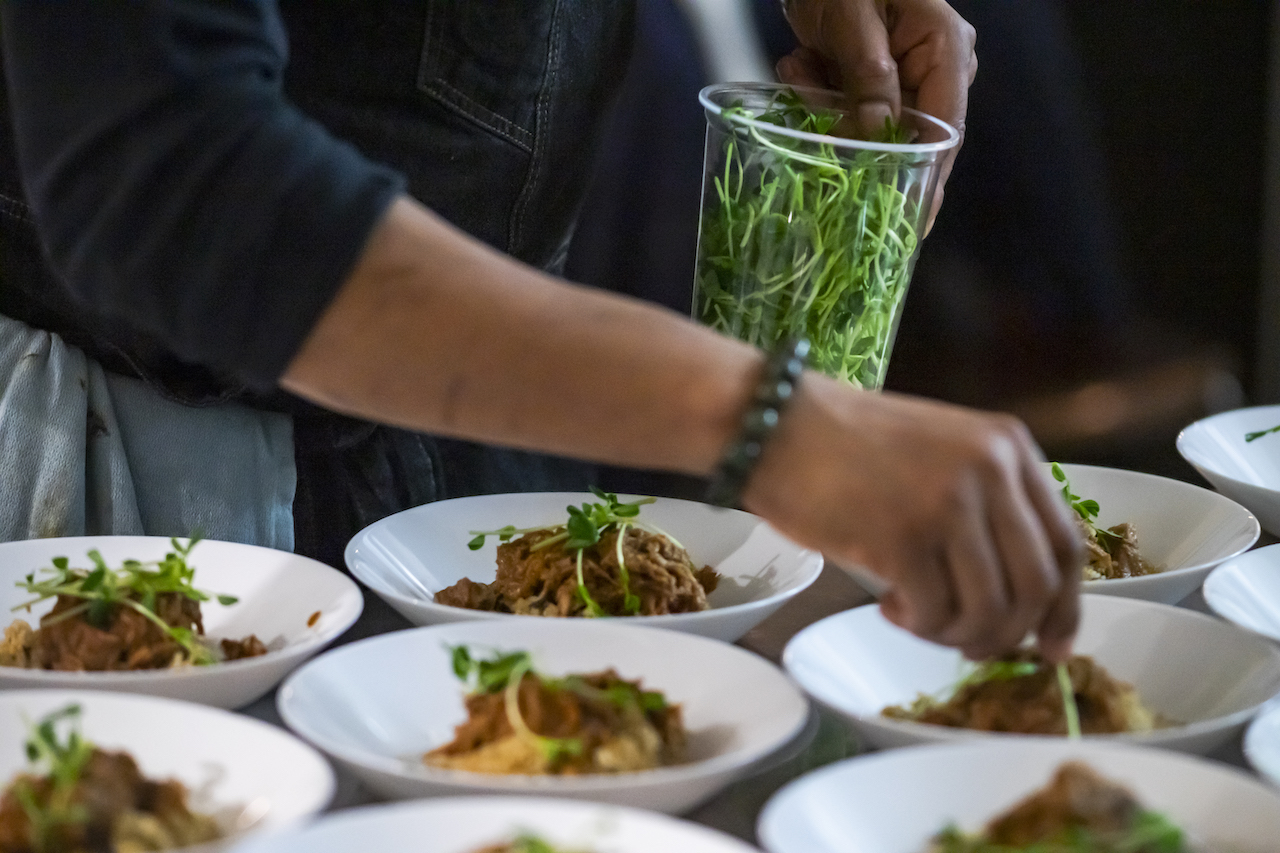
[883,649,1171,736]
[1051,464,1162,581]
[436,488,719,618]
[0,704,221,853]
[1,538,267,672]
[695,87,921,389]
[1245,424,1280,442]
[471,834,593,853]
[424,646,685,776]
[927,762,1190,852]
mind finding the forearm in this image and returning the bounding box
[282,196,761,476]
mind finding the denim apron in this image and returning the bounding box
[0,0,636,565]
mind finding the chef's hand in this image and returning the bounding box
[743,373,1083,662]
[777,0,976,231]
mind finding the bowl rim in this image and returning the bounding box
[698,82,961,154]
[0,535,364,685]
[1176,404,1280,486]
[781,593,1280,744]
[1243,699,1280,785]
[1203,542,1280,641]
[343,492,824,625]
[276,619,812,795]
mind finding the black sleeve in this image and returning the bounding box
[1,0,407,390]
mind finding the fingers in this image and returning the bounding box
[818,0,902,135]
[878,551,955,639]
[1020,457,1085,661]
[776,47,831,90]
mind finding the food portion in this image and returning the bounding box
[471,837,590,853]
[2,538,267,671]
[1052,464,1162,581]
[436,489,719,618]
[928,762,1192,852]
[0,704,220,853]
[883,651,1170,736]
[424,646,685,776]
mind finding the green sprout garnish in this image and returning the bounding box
[12,537,235,665]
[1246,424,1280,442]
[913,657,1082,739]
[507,835,583,853]
[1051,463,1121,544]
[466,487,673,617]
[13,705,94,853]
[448,646,668,767]
[931,809,1187,852]
[696,88,919,388]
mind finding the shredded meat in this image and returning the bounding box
[219,635,268,661]
[984,763,1142,846]
[425,668,685,775]
[1081,519,1161,580]
[884,650,1167,735]
[0,748,220,853]
[436,527,718,617]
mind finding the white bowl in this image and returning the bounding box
[227,796,761,853]
[1179,404,1280,536]
[782,594,1280,755]
[1054,463,1259,603]
[0,536,363,708]
[344,493,823,643]
[757,738,1280,853]
[0,689,334,850]
[276,619,810,815]
[1204,542,1280,644]
[1245,700,1280,790]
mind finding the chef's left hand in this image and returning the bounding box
[777,0,976,231]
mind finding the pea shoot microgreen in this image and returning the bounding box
[14,704,94,853]
[1245,424,1280,442]
[1050,463,1120,544]
[508,835,577,853]
[912,656,1081,740]
[695,88,921,388]
[931,809,1186,853]
[12,537,235,665]
[466,487,668,617]
[448,645,668,766]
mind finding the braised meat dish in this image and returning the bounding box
[929,762,1193,852]
[884,651,1169,735]
[1080,519,1161,581]
[0,706,220,853]
[2,540,267,672]
[425,648,685,776]
[437,490,718,618]
[471,838,589,853]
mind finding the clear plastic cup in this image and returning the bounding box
[693,83,960,389]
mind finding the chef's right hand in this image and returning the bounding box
[742,372,1083,662]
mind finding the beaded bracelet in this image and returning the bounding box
[705,337,811,509]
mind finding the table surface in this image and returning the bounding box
[240,541,1274,847]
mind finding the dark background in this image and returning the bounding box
[567,0,1274,488]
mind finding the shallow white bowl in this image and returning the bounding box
[757,738,1280,853]
[1204,542,1280,644]
[344,493,823,643]
[0,536,363,708]
[0,689,334,851]
[1054,463,1259,603]
[1179,404,1280,536]
[1244,700,1280,790]
[276,619,810,815]
[228,796,760,853]
[782,594,1280,755]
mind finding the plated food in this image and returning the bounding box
[0,704,219,853]
[436,489,719,618]
[0,537,363,709]
[470,837,584,853]
[0,690,333,853]
[424,646,685,775]
[345,492,823,642]
[783,594,1280,755]
[883,651,1170,736]
[756,739,1280,853]
[2,538,266,672]
[276,619,809,813]
[1052,465,1161,581]
[1178,404,1280,538]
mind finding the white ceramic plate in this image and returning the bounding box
[783,594,1280,755]
[0,689,334,851]
[757,738,1280,853]
[0,536,363,708]
[1054,463,1259,603]
[1204,542,1280,644]
[1244,700,1280,790]
[276,619,810,815]
[227,796,761,853]
[344,493,823,643]
[1178,404,1280,536]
